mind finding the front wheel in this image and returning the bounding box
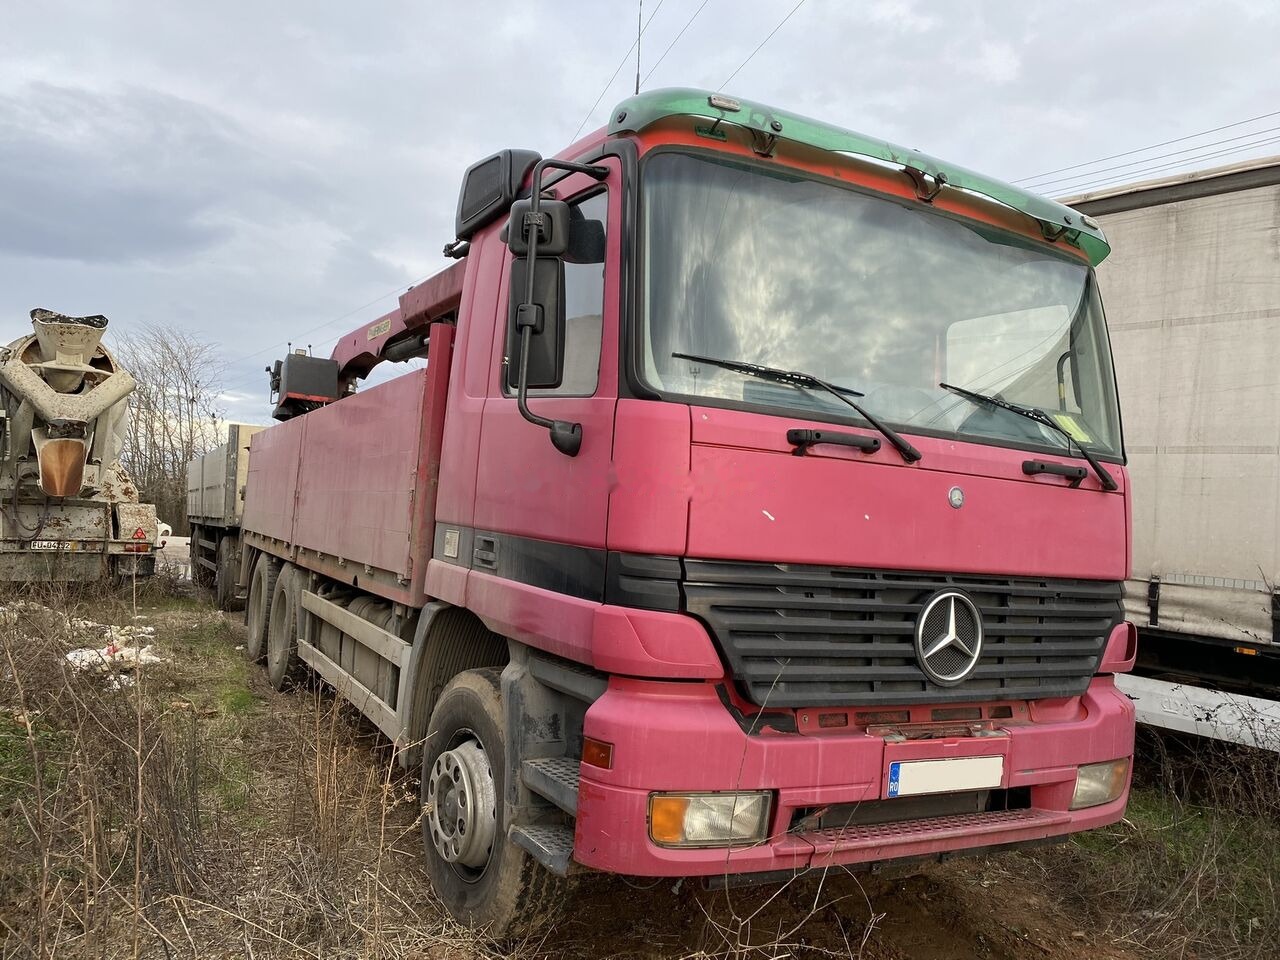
[421,669,564,938]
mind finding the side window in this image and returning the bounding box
[521,189,608,397]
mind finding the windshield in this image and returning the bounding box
[640,152,1123,458]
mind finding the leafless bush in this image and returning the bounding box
[112,323,226,533]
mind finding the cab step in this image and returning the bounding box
[509,823,577,876]
[520,756,580,816]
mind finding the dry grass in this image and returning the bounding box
[3,581,1271,960]
[0,584,494,960]
[1026,727,1280,960]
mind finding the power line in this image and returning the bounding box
[718,0,808,91]
[571,0,668,142]
[231,276,430,365]
[1017,108,1280,185]
[642,0,713,85]
[1025,124,1280,193]
[1056,134,1280,197]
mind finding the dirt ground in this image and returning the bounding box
[0,592,1187,959]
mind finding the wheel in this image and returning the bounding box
[245,555,278,663]
[214,538,240,611]
[266,564,303,690]
[421,668,564,938]
[189,527,214,587]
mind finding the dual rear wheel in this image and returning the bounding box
[244,553,301,690]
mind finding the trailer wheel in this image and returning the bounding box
[245,555,278,663]
[421,669,564,938]
[214,538,240,611]
[266,564,304,690]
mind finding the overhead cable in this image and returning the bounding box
[718,0,808,91]
[571,0,668,142]
[1017,108,1280,185]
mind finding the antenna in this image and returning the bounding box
[635,0,642,94]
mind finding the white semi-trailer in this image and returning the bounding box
[1067,157,1280,748]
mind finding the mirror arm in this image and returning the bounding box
[512,158,607,458]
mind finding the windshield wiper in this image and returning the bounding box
[673,352,922,463]
[938,382,1117,491]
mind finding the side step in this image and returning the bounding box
[509,823,577,877]
[521,756,580,816]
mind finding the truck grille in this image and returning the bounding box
[682,560,1123,708]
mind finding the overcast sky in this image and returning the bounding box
[3,1,1278,424]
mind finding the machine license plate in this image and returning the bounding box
[887,756,1004,798]
[30,540,78,551]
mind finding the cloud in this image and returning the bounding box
[0,0,1278,424]
[0,82,322,264]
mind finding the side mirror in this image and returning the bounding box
[504,158,609,457]
[506,257,565,390]
[507,198,570,256]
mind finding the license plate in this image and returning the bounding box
[887,756,1004,798]
[30,540,78,551]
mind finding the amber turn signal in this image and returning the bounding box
[648,795,691,845]
[582,737,613,769]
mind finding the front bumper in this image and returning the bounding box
[574,675,1134,876]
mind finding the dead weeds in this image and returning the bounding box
[0,583,1273,960]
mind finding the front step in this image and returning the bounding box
[521,756,580,816]
[510,823,577,876]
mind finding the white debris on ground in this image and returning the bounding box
[65,617,164,682]
[0,600,167,686]
[65,643,165,674]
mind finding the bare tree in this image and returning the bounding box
[112,323,226,533]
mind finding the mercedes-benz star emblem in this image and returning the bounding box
[914,590,983,686]
[948,486,965,509]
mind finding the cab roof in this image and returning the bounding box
[608,88,1110,266]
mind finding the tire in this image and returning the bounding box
[214,538,240,611]
[189,527,214,588]
[245,555,278,664]
[421,668,565,938]
[266,564,303,690]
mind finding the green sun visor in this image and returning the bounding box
[608,88,1109,266]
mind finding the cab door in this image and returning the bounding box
[471,157,622,569]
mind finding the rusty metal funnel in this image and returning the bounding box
[32,430,88,497]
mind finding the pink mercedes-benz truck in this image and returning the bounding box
[236,89,1137,935]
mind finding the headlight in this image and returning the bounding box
[1070,758,1130,810]
[648,791,771,847]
